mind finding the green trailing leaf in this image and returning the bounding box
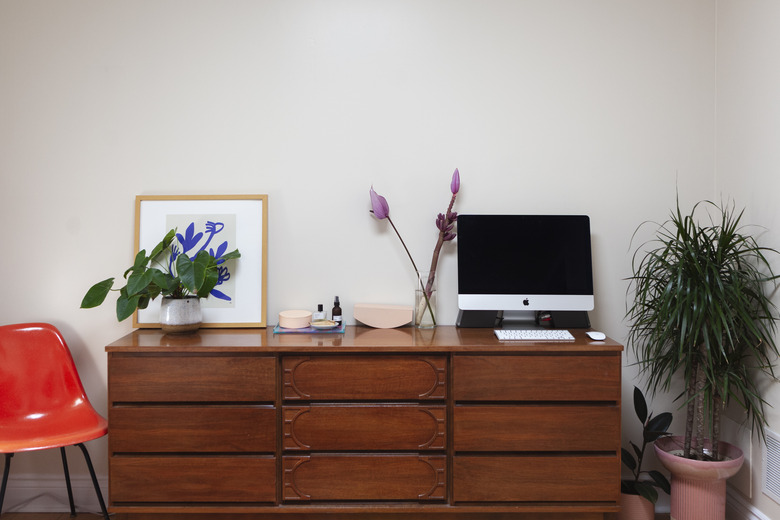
[81,278,114,308]
[116,291,140,321]
[149,268,170,289]
[126,269,154,296]
[198,267,220,298]
[192,250,212,290]
[176,254,196,293]
[149,229,177,262]
[219,249,241,261]
[82,227,241,322]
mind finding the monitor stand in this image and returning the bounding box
[456,310,538,328]
[456,310,590,329]
[497,310,540,329]
[456,310,501,328]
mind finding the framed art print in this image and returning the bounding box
[133,194,268,328]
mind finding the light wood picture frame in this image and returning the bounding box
[132,194,268,328]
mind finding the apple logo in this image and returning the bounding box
[523,298,530,306]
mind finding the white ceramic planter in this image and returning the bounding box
[160,296,202,334]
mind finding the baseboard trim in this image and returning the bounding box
[1,474,108,514]
[1,475,768,518]
[727,487,772,520]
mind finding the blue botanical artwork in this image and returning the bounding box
[166,214,238,307]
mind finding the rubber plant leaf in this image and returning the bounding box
[634,481,658,504]
[648,470,671,494]
[633,386,648,424]
[620,448,637,471]
[644,412,673,443]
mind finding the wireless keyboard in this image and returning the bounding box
[494,329,575,341]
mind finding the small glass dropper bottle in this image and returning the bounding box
[332,296,342,327]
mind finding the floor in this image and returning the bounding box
[0,515,674,520]
[1,514,122,519]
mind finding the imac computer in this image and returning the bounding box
[456,214,594,328]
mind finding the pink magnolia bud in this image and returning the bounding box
[369,186,390,220]
[450,168,460,194]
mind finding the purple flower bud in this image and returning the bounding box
[450,168,460,194]
[369,186,390,220]
[443,232,456,241]
[436,213,446,231]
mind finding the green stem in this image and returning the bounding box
[387,217,435,326]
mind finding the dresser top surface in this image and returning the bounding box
[105,326,623,353]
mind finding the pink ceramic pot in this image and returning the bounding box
[654,436,744,520]
[617,492,654,520]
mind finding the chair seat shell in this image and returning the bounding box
[0,322,109,519]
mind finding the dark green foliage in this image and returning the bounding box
[627,198,779,460]
[621,386,672,504]
[81,229,240,322]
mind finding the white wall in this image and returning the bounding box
[0,0,718,513]
[718,1,780,518]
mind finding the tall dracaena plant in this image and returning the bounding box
[627,198,779,461]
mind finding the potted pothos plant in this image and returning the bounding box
[81,227,240,332]
[626,198,779,520]
[619,386,672,520]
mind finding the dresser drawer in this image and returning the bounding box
[453,354,619,401]
[110,456,276,503]
[109,354,276,402]
[283,404,446,450]
[453,455,618,503]
[454,404,619,451]
[282,355,446,400]
[283,454,446,501]
[110,406,276,453]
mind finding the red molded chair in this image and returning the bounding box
[0,323,109,519]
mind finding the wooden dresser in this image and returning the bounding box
[105,326,622,519]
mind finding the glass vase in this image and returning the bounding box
[414,271,437,329]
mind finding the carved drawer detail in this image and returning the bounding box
[282,355,447,400]
[283,454,446,501]
[283,404,446,450]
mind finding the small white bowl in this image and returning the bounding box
[279,309,312,329]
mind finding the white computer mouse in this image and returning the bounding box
[586,331,606,341]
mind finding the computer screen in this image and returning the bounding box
[457,214,594,327]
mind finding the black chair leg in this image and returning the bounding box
[60,447,77,516]
[0,453,13,515]
[76,443,110,520]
